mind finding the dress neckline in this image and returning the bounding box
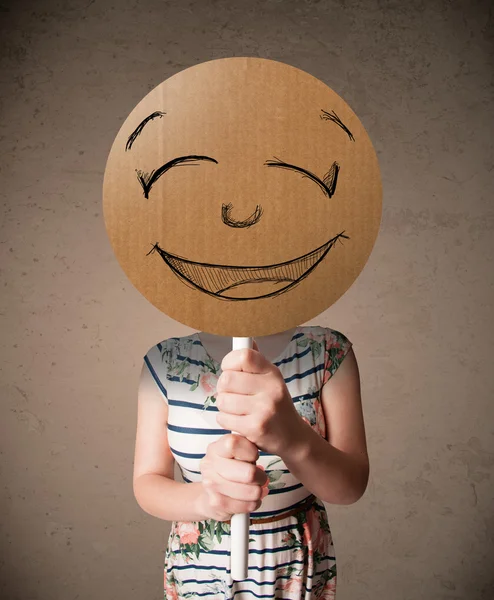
[194,327,301,372]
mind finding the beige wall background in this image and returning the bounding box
[1,0,493,598]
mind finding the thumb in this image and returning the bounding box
[252,340,268,362]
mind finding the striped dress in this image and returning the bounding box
[143,325,353,600]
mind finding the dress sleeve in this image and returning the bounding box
[322,328,353,386]
[143,343,169,404]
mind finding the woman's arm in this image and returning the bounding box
[280,347,369,505]
[133,474,208,522]
[133,362,209,521]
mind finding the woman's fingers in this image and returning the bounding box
[208,471,264,502]
[216,433,259,463]
[213,454,267,486]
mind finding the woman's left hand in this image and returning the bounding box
[215,341,304,456]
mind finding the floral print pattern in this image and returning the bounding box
[163,500,338,599]
[160,336,220,408]
[167,518,232,564]
[147,326,353,599]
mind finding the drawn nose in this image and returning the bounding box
[221,203,263,229]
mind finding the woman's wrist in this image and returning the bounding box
[134,474,211,522]
[277,412,310,459]
[193,482,211,520]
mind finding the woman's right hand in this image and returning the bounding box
[198,433,269,522]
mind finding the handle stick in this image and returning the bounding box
[230,336,254,581]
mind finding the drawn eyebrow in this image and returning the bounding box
[136,155,218,199]
[320,109,355,142]
[126,111,166,151]
[264,156,340,199]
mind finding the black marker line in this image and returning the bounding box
[320,109,355,142]
[265,157,340,199]
[126,111,166,151]
[322,162,339,198]
[221,203,263,228]
[136,155,218,199]
[146,231,349,301]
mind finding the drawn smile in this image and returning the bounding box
[147,231,349,301]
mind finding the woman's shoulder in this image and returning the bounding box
[143,333,198,376]
[298,325,352,349]
[302,326,353,383]
[289,326,352,379]
[146,332,196,351]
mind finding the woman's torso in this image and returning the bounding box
[144,325,350,516]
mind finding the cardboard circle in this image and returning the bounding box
[103,57,382,336]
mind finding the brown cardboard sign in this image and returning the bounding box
[103,57,382,336]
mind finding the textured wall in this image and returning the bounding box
[1,1,493,599]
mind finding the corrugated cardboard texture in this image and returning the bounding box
[103,58,382,336]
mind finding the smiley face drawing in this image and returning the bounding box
[103,58,382,336]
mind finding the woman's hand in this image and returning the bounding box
[199,433,269,522]
[215,342,305,457]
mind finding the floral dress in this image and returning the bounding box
[143,325,353,599]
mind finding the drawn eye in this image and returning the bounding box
[264,157,339,199]
[136,155,218,199]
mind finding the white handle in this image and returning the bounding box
[230,336,254,581]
